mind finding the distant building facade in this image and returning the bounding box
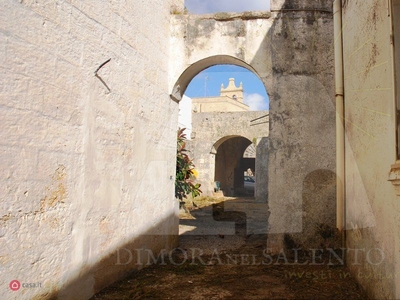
[192,78,249,112]
[188,79,269,199]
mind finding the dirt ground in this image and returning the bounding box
[91,196,368,300]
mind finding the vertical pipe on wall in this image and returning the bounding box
[333,0,345,232]
[390,0,400,160]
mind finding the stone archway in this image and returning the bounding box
[170,6,337,252]
[170,55,263,103]
[186,111,268,197]
[213,136,254,197]
[170,54,269,198]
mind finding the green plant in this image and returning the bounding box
[175,128,202,200]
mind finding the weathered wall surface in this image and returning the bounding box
[342,0,400,298]
[190,111,269,198]
[271,0,333,11]
[266,1,337,249]
[171,0,337,250]
[169,12,274,96]
[0,0,181,298]
[192,96,249,112]
[255,137,269,202]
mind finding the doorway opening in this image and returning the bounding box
[173,55,269,255]
[214,136,255,197]
[174,56,269,198]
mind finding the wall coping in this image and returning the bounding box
[173,11,272,21]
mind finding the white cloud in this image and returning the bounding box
[185,0,270,14]
[244,93,269,111]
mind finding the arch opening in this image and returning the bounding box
[186,64,269,112]
[214,136,255,197]
[171,55,265,103]
[173,55,269,199]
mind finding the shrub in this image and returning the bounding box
[175,128,202,200]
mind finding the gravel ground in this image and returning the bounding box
[91,196,369,300]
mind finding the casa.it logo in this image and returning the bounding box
[9,280,20,291]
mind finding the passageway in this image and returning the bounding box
[92,196,367,300]
[214,136,255,197]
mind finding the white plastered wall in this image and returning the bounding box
[0,0,181,298]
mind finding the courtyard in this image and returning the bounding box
[91,196,367,299]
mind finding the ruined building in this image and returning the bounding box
[1,0,399,299]
[184,78,269,199]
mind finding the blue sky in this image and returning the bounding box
[184,65,269,111]
[185,0,270,14]
[183,1,270,111]
[185,0,270,110]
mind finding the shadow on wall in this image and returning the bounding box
[31,215,178,300]
[46,0,337,297]
[252,0,337,250]
[172,0,336,250]
[283,169,341,251]
[52,0,340,298]
[255,137,269,202]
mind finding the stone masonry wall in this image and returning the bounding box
[0,0,181,298]
[266,0,337,250]
[342,0,400,298]
[190,111,269,198]
[171,0,336,251]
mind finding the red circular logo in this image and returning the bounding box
[9,280,20,291]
